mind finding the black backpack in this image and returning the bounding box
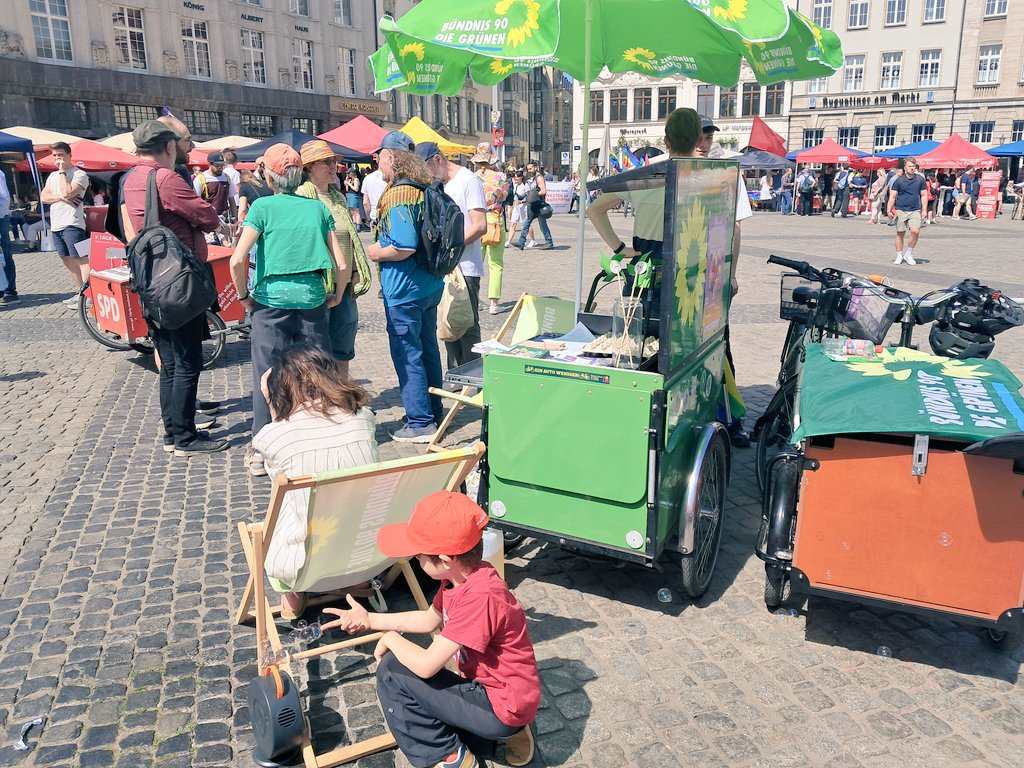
[396,179,465,277]
[127,169,217,330]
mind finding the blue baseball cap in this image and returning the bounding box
[414,142,442,162]
[377,130,415,153]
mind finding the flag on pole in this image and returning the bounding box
[621,145,643,170]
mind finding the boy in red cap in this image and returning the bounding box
[322,491,539,768]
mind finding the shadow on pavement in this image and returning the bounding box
[0,369,46,383]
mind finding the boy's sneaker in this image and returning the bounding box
[434,746,476,768]
[163,431,212,453]
[495,726,535,767]
[197,400,221,414]
[1,292,18,304]
[174,437,228,457]
[391,425,437,443]
[62,296,78,307]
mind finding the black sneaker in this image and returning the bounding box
[174,437,229,456]
[197,400,221,415]
[728,422,752,449]
[163,431,212,453]
[195,416,218,430]
[1,292,18,304]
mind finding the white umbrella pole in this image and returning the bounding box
[574,0,593,314]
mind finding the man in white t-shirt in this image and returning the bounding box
[415,141,487,370]
[221,149,242,205]
[40,142,91,304]
[361,161,387,229]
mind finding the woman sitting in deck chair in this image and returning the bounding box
[254,344,378,619]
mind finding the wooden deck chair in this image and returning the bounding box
[427,294,577,451]
[238,444,485,767]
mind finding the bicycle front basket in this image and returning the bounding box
[779,273,816,323]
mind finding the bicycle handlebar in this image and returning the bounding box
[767,255,818,279]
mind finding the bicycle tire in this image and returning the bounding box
[755,377,798,494]
[77,282,134,352]
[202,311,226,369]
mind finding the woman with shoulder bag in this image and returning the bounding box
[473,144,510,315]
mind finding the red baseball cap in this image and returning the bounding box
[377,491,489,558]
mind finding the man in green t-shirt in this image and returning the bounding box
[230,143,350,476]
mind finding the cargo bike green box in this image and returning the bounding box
[477,158,742,597]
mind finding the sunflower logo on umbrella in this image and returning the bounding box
[675,198,709,327]
[845,347,991,382]
[623,47,657,72]
[711,0,749,23]
[495,0,541,48]
[490,59,514,76]
[399,41,426,83]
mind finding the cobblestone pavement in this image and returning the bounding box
[0,211,1022,768]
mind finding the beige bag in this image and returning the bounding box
[437,267,474,342]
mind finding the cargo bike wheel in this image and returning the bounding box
[679,426,729,598]
[202,311,227,369]
[754,377,797,494]
[77,282,133,352]
[760,452,801,610]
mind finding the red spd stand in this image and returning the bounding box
[976,171,1001,220]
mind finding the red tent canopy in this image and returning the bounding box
[318,115,388,156]
[747,116,787,157]
[36,139,138,172]
[795,138,867,165]
[916,133,997,170]
[850,155,899,171]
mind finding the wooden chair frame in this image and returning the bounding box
[238,444,485,767]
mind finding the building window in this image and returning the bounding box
[812,0,833,27]
[657,87,676,119]
[807,77,829,94]
[29,0,73,61]
[33,99,89,129]
[885,0,906,24]
[697,84,716,116]
[292,39,315,91]
[242,0,262,5]
[984,0,1007,16]
[112,103,158,130]
[969,121,995,144]
[633,88,652,121]
[874,124,897,149]
[340,47,357,95]
[185,109,222,136]
[609,89,627,121]
[803,128,824,147]
[843,55,865,91]
[719,86,737,118]
[880,52,902,89]
[977,44,1001,84]
[451,97,461,133]
[923,0,945,22]
[919,49,941,86]
[589,90,604,122]
[291,117,322,134]
[741,83,760,117]
[764,83,784,115]
[1013,120,1024,142]
[181,20,211,78]
[241,29,267,85]
[838,127,860,147]
[242,114,274,137]
[112,6,147,70]
[847,0,869,28]
[911,123,935,142]
[334,0,352,25]
[290,0,310,16]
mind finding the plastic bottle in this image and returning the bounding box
[482,528,505,580]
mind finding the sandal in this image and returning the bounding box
[280,592,306,621]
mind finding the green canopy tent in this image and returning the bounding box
[370,0,843,310]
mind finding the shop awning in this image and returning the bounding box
[876,139,939,158]
[232,129,368,163]
[399,117,475,157]
[318,115,388,156]
[795,138,866,165]
[987,140,1024,157]
[916,134,997,169]
[36,139,138,172]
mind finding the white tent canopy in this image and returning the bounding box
[1,126,83,149]
[99,132,137,152]
[195,135,260,151]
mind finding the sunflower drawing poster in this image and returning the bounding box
[666,160,738,372]
[791,343,1024,444]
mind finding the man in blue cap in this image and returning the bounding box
[368,131,448,443]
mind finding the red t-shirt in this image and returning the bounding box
[432,564,540,727]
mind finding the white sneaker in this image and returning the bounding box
[893,253,905,265]
[903,252,917,266]
[245,447,268,477]
[525,239,537,249]
[62,296,79,307]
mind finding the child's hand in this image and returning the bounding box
[373,635,391,661]
[321,594,370,634]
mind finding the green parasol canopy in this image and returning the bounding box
[370,0,842,94]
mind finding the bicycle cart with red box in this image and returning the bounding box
[758,342,1024,644]
[78,233,248,368]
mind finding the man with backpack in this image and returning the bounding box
[831,164,851,218]
[369,131,452,443]
[796,167,816,215]
[122,120,226,456]
[416,142,488,370]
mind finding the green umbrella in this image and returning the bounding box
[370,0,843,308]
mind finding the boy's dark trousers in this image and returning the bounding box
[377,654,519,767]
